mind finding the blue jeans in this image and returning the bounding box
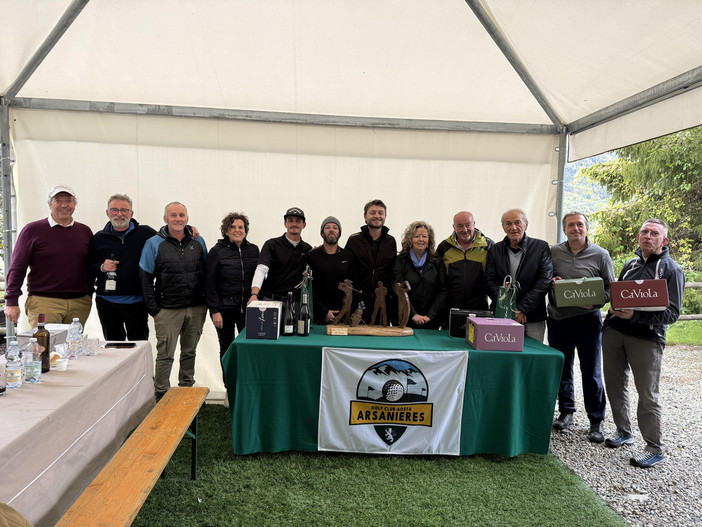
[547,311,606,421]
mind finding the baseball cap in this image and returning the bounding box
[48,185,76,199]
[284,207,305,221]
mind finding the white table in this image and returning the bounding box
[0,342,154,527]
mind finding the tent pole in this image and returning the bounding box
[1,98,16,338]
[555,133,567,244]
[8,97,557,135]
[5,0,91,100]
[464,0,565,133]
[569,67,702,135]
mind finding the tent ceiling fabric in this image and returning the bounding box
[3,1,702,159]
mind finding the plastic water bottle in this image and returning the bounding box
[5,341,23,388]
[0,349,7,395]
[24,338,42,384]
[66,318,85,359]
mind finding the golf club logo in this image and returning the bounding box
[350,359,433,446]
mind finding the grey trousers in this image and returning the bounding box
[602,327,664,454]
[525,320,546,343]
[153,305,208,395]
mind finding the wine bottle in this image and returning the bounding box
[297,293,310,336]
[282,292,295,336]
[34,313,51,373]
[105,252,117,292]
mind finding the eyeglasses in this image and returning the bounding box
[109,208,132,215]
[639,229,662,238]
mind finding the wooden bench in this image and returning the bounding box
[57,386,210,527]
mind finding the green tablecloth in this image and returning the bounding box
[223,326,563,456]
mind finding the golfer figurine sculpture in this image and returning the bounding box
[350,301,365,327]
[333,279,355,326]
[326,279,412,336]
[370,281,388,326]
[395,281,412,329]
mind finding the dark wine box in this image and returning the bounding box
[246,300,282,339]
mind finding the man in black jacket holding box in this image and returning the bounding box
[602,218,685,468]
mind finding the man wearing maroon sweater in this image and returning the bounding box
[4,185,93,328]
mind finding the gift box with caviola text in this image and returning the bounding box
[554,277,605,307]
[610,279,669,311]
[466,317,524,352]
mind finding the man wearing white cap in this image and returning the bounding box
[4,185,93,327]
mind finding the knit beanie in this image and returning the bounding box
[320,216,342,236]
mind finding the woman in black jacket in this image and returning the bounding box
[393,221,447,329]
[205,212,259,381]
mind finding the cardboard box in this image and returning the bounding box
[554,277,605,307]
[17,323,69,352]
[466,317,524,351]
[448,308,493,338]
[610,279,669,311]
[245,301,282,339]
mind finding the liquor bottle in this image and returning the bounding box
[34,313,51,372]
[24,338,42,384]
[105,252,117,292]
[297,293,310,336]
[282,292,295,336]
[5,341,23,389]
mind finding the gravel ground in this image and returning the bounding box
[2,336,697,525]
[549,344,702,527]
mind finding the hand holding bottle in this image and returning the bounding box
[101,258,119,272]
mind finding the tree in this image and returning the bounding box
[579,126,702,269]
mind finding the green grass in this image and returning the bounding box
[667,320,702,346]
[133,405,625,527]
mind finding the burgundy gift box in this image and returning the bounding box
[610,279,669,311]
[466,317,524,352]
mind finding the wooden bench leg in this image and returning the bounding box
[158,411,200,481]
[185,413,198,480]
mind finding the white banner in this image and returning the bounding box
[318,348,469,455]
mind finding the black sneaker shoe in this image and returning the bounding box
[605,431,635,448]
[552,412,574,431]
[587,420,604,443]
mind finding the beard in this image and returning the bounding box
[110,217,130,230]
[323,232,339,245]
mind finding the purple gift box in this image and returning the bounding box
[466,317,524,352]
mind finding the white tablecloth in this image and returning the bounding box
[0,342,154,527]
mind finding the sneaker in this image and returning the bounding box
[605,431,635,448]
[587,420,604,443]
[552,412,574,431]
[630,451,664,468]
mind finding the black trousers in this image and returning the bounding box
[215,307,246,386]
[96,297,150,341]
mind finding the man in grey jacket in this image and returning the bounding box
[548,212,614,443]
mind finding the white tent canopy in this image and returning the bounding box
[2,0,702,392]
